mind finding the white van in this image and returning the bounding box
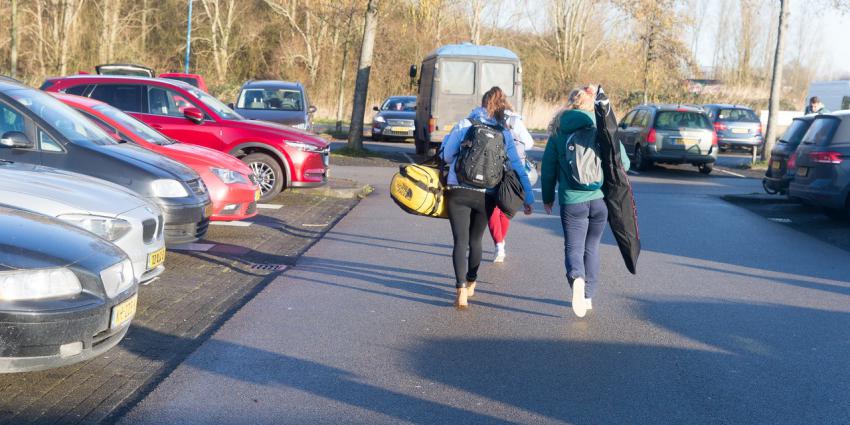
[806,80,850,112]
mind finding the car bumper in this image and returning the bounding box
[208,182,260,222]
[719,137,762,148]
[788,181,846,209]
[0,290,136,374]
[289,149,329,188]
[115,206,167,283]
[373,125,415,138]
[763,176,793,193]
[158,200,212,245]
[647,150,717,165]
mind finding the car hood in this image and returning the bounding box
[0,162,152,216]
[0,206,126,271]
[100,144,200,181]
[161,142,253,175]
[235,119,328,149]
[376,110,415,120]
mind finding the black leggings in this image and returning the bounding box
[446,188,495,288]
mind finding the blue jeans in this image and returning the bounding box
[559,199,608,298]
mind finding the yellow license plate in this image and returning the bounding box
[772,161,781,171]
[390,126,411,132]
[147,247,166,270]
[255,189,261,201]
[111,294,137,329]
[676,138,698,146]
[731,128,748,134]
[204,204,213,217]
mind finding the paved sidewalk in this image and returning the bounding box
[117,165,850,424]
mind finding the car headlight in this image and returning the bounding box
[0,268,82,301]
[58,214,132,242]
[374,116,386,123]
[151,179,189,198]
[100,259,135,298]
[210,167,250,185]
[284,140,323,153]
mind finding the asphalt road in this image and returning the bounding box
[117,142,850,424]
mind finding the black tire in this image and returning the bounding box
[634,145,651,171]
[762,180,779,195]
[372,134,383,142]
[719,146,728,153]
[698,163,713,175]
[415,139,426,155]
[243,152,284,202]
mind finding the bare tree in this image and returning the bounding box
[98,0,124,63]
[199,0,241,84]
[536,0,602,92]
[347,0,379,150]
[763,0,790,162]
[467,0,484,44]
[10,0,18,78]
[264,0,331,84]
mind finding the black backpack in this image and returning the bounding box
[455,120,506,189]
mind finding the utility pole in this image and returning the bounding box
[763,0,790,162]
[347,0,380,150]
[185,0,194,74]
[10,0,17,79]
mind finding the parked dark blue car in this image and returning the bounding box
[763,115,815,195]
[371,96,416,142]
[789,112,850,218]
[233,80,315,131]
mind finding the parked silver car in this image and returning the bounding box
[0,160,166,283]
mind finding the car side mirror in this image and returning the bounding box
[183,107,204,124]
[373,106,380,112]
[409,64,418,79]
[308,105,317,114]
[227,102,235,109]
[0,131,33,149]
[618,122,627,129]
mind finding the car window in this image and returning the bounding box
[92,104,173,145]
[90,84,144,113]
[148,86,191,117]
[633,111,651,128]
[778,119,812,147]
[186,87,241,120]
[237,88,304,111]
[0,101,27,135]
[654,111,712,131]
[480,62,514,96]
[8,88,116,146]
[843,96,850,110]
[381,97,416,111]
[163,76,199,88]
[77,110,119,138]
[39,130,63,152]
[717,108,759,122]
[441,61,475,95]
[620,111,636,127]
[802,117,840,146]
[63,85,89,96]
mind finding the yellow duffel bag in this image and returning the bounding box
[390,164,448,219]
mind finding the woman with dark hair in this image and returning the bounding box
[440,86,535,309]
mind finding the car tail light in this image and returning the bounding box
[646,128,656,144]
[787,152,796,170]
[714,122,727,132]
[711,131,718,146]
[809,151,843,164]
[428,117,436,133]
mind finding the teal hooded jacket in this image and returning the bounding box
[541,109,630,206]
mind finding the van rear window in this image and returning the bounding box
[481,63,514,96]
[654,111,712,131]
[441,61,474,95]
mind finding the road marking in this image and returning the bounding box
[257,204,283,210]
[211,221,252,227]
[402,152,413,163]
[769,217,792,223]
[303,223,329,227]
[718,169,747,178]
[169,243,215,252]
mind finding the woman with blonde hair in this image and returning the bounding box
[441,86,535,309]
[541,85,630,317]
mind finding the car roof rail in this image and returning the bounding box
[0,75,24,85]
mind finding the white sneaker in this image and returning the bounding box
[586,299,592,310]
[572,278,587,318]
[493,243,505,263]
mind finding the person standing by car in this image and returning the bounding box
[488,107,536,262]
[805,96,828,114]
[441,87,535,309]
[542,86,630,318]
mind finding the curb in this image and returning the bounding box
[290,178,374,199]
[721,193,794,205]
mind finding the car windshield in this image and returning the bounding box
[163,76,199,88]
[187,87,242,120]
[238,88,304,111]
[9,89,116,145]
[92,104,173,146]
[654,111,713,131]
[778,119,812,146]
[717,108,759,122]
[381,97,416,111]
[801,117,840,146]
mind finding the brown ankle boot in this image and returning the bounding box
[455,287,469,309]
[466,281,477,297]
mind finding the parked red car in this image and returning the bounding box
[159,72,209,92]
[41,75,330,201]
[53,93,261,221]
